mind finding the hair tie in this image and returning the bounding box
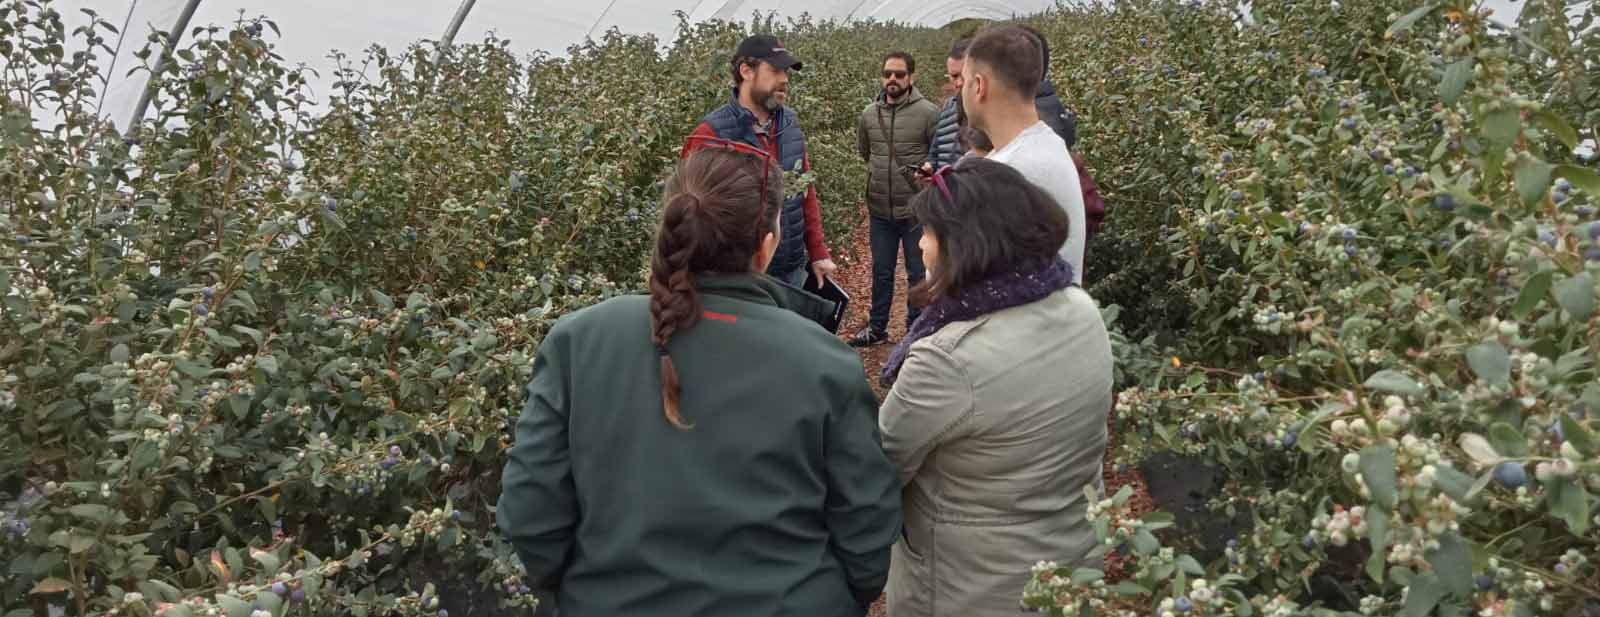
[656,344,669,357]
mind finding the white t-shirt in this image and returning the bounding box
[986,121,1086,285]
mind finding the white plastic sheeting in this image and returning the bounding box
[50,0,1071,130]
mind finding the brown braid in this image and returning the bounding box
[650,193,703,429]
[648,148,782,430]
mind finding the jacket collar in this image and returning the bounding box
[726,88,788,132]
[696,272,836,327]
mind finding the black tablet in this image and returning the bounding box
[802,272,850,334]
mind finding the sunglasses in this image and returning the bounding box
[679,134,779,203]
[881,70,908,79]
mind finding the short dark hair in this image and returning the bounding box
[966,26,1042,99]
[730,55,759,85]
[910,158,1067,299]
[881,51,915,74]
[949,37,972,59]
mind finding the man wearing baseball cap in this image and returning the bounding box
[682,35,838,290]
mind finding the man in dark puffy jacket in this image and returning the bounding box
[927,38,971,170]
[683,35,838,289]
[849,51,941,348]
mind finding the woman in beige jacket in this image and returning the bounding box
[879,159,1114,617]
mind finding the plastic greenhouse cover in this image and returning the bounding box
[37,0,1532,131]
[45,0,1090,130]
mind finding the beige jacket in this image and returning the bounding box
[880,287,1114,617]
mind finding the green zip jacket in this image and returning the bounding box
[858,86,940,221]
[497,273,902,617]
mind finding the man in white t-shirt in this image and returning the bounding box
[960,26,1086,284]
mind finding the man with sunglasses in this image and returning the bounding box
[848,51,940,348]
[684,35,837,291]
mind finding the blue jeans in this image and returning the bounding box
[869,215,925,333]
[774,266,808,289]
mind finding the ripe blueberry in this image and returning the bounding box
[1434,194,1455,211]
[1493,461,1526,488]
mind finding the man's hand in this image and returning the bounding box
[810,259,838,288]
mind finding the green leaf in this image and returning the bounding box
[1553,273,1596,318]
[67,503,111,523]
[1132,529,1160,554]
[218,594,251,617]
[232,325,264,347]
[1176,554,1205,575]
[243,251,262,272]
[1364,369,1425,396]
[251,548,281,573]
[1514,156,1554,206]
[1360,445,1398,509]
[256,354,279,376]
[1112,581,1150,595]
[1513,271,1553,319]
[1440,58,1472,104]
[68,532,95,554]
[304,573,323,598]
[1389,3,1439,34]
[1489,423,1528,457]
[1534,111,1580,150]
[1404,572,1446,617]
[1466,341,1511,385]
[1554,165,1600,197]
[109,343,129,365]
[370,289,394,311]
[1434,466,1476,503]
[1547,476,1591,534]
[1427,532,1473,598]
[228,394,250,419]
[1071,568,1105,585]
[1366,506,1389,583]
[1483,109,1520,151]
[1560,414,1597,457]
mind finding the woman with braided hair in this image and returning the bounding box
[498,147,901,617]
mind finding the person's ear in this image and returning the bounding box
[752,230,778,272]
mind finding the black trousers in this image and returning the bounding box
[868,214,925,333]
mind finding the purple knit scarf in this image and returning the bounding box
[881,258,1077,387]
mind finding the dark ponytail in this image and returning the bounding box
[648,148,782,430]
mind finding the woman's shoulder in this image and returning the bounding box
[546,294,650,339]
[922,287,1104,353]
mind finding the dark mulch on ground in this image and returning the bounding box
[828,206,1154,616]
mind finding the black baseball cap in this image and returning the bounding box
[736,34,802,72]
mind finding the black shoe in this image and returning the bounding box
[848,328,888,347]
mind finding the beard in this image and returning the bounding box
[750,83,785,111]
[884,82,905,98]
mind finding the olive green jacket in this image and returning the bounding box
[497,273,901,617]
[858,87,941,220]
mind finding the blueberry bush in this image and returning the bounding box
[0,2,948,616]
[1026,0,1600,615]
[8,0,1599,616]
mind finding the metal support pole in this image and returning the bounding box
[124,0,202,135]
[433,0,478,64]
